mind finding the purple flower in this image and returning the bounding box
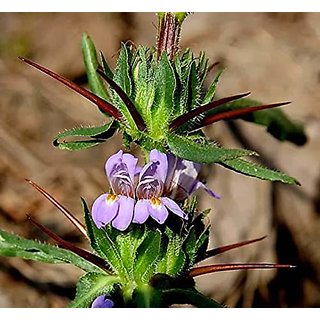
[92,150,137,231]
[91,295,114,308]
[164,153,220,201]
[133,149,188,224]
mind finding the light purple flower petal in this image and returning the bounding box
[91,295,114,308]
[161,197,188,220]
[105,150,123,180]
[92,194,119,228]
[148,200,168,224]
[122,153,139,182]
[149,149,168,183]
[133,199,150,224]
[111,196,135,231]
[135,166,142,176]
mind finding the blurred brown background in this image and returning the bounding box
[0,12,320,307]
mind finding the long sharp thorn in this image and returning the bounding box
[199,101,291,129]
[18,57,122,120]
[26,179,87,238]
[169,92,251,131]
[26,214,112,274]
[203,236,267,260]
[97,68,146,131]
[189,263,296,278]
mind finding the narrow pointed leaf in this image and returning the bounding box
[70,272,120,308]
[151,53,176,133]
[112,43,138,129]
[189,263,295,277]
[219,158,300,185]
[167,134,258,164]
[53,120,117,151]
[215,97,307,145]
[134,230,161,282]
[97,69,146,131]
[54,139,107,151]
[203,236,267,260]
[18,57,122,119]
[26,179,87,237]
[0,229,100,273]
[82,33,111,101]
[170,92,250,131]
[27,215,112,274]
[157,228,186,276]
[99,51,114,79]
[202,69,224,105]
[186,60,199,110]
[200,101,290,128]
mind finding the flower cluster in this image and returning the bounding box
[91,149,219,231]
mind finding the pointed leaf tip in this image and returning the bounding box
[26,214,112,274]
[169,92,251,131]
[200,101,291,129]
[26,179,87,237]
[189,263,296,277]
[203,235,267,260]
[18,57,122,120]
[97,68,146,131]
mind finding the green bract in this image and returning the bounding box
[61,31,302,185]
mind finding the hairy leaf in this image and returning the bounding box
[53,121,116,151]
[151,53,176,136]
[202,69,224,105]
[133,230,161,283]
[112,43,136,128]
[82,33,110,101]
[157,228,186,276]
[0,229,100,273]
[167,134,258,164]
[219,158,300,185]
[70,272,119,308]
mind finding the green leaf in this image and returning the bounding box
[82,33,110,102]
[117,226,146,277]
[216,97,307,146]
[202,69,224,105]
[113,43,136,128]
[81,198,129,278]
[133,230,161,283]
[167,133,258,164]
[220,158,300,185]
[151,53,176,136]
[99,51,114,79]
[133,47,155,127]
[161,287,224,308]
[186,60,199,111]
[0,229,100,273]
[53,121,116,151]
[70,272,120,308]
[157,228,186,276]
